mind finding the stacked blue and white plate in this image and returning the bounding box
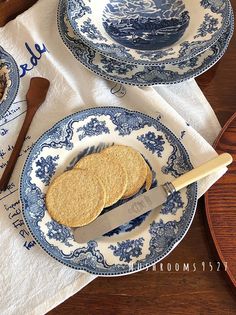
[58,0,234,86]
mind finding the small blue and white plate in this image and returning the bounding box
[20,107,197,276]
[58,0,234,86]
[66,0,231,65]
[0,46,20,119]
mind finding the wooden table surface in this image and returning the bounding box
[1,1,236,314]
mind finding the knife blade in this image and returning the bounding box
[74,185,167,243]
[74,153,232,243]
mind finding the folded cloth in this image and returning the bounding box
[153,80,222,144]
[0,0,224,314]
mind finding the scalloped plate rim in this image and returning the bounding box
[19,106,198,276]
[66,0,231,66]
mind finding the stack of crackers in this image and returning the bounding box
[46,145,153,227]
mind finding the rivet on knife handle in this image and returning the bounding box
[171,153,233,192]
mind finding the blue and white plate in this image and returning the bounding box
[66,0,231,65]
[58,0,234,86]
[20,107,197,276]
[0,46,20,119]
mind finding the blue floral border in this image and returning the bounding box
[20,106,198,276]
[57,0,234,86]
[66,0,231,66]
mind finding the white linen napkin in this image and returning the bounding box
[0,0,225,314]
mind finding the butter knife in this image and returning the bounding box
[74,153,232,243]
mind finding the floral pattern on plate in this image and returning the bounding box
[66,0,231,65]
[20,107,198,276]
[57,0,234,86]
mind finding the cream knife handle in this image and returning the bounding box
[171,153,233,192]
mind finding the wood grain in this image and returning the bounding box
[205,113,236,288]
[0,0,38,27]
[0,0,236,314]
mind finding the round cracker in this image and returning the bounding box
[46,169,106,227]
[122,163,152,199]
[75,153,127,207]
[101,145,147,198]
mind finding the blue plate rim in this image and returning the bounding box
[66,0,232,66]
[0,46,20,119]
[58,0,234,87]
[19,106,198,276]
